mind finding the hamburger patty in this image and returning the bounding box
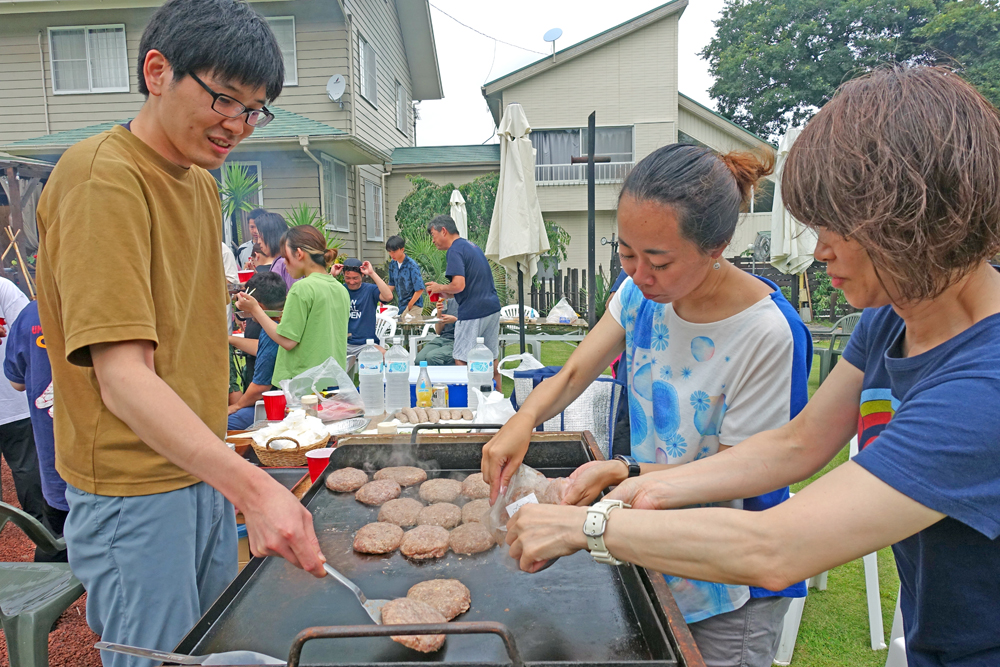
[417,503,462,529]
[355,479,402,506]
[461,473,490,499]
[374,466,427,487]
[418,478,463,504]
[400,525,450,560]
[381,598,447,653]
[407,579,470,620]
[325,467,368,493]
[378,498,424,527]
[353,522,404,554]
[448,522,496,555]
[461,498,491,525]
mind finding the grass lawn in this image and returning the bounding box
[510,343,898,666]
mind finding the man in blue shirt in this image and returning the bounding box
[227,272,286,430]
[334,258,393,359]
[385,235,426,314]
[3,299,69,561]
[426,215,502,388]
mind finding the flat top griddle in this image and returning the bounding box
[177,437,693,667]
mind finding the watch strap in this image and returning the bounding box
[584,500,630,565]
[614,455,641,478]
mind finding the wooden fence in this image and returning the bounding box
[529,268,590,315]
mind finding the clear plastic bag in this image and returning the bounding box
[498,352,544,380]
[471,388,516,432]
[545,297,578,324]
[483,464,571,546]
[278,357,365,422]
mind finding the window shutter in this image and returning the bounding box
[334,160,349,232]
[396,81,406,133]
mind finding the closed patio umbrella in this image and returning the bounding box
[485,103,550,353]
[769,127,817,276]
[450,189,468,239]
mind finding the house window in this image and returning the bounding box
[265,17,297,86]
[364,179,384,242]
[530,126,634,183]
[321,154,349,232]
[359,35,377,105]
[395,81,407,134]
[48,25,128,94]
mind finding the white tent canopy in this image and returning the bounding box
[485,103,549,279]
[449,189,468,239]
[769,128,817,275]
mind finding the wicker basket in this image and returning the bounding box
[251,434,331,467]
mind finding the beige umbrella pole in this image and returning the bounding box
[5,226,35,299]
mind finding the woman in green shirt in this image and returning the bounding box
[237,225,349,382]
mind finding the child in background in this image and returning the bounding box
[237,225,350,382]
[228,272,287,429]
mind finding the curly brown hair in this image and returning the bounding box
[782,66,1000,302]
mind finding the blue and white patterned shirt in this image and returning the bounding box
[608,276,810,623]
[387,255,426,310]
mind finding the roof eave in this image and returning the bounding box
[481,0,687,123]
[394,0,443,101]
[390,161,500,170]
[0,0,290,13]
[677,93,774,149]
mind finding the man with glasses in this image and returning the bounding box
[35,0,327,662]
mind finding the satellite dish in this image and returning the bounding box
[543,28,563,42]
[326,74,346,102]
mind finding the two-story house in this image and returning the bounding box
[0,0,442,261]
[386,0,773,277]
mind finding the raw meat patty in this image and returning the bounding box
[407,579,471,620]
[461,473,490,499]
[461,498,491,525]
[374,466,427,487]
[448,522,496,555]
[417,503,462,529]
[353,522,404,554]
[400,525,450,560]
[418,478,463,504]
[378,498,424,527]
[381,598,447,653]
[355,479,402,506]
[325,467,368,493]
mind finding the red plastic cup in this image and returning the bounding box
[429,291,441,303]
[238,269,254,283]
[306,447,335,483]
[262,390,286,421]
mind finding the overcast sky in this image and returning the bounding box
[415,0,727,146]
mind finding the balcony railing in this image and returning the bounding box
[535,161,634,185]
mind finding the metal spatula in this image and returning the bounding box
[94,642,284,665]
[323,562,389,624]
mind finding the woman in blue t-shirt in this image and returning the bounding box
[483,143,811,663]
[500,66,1000,667]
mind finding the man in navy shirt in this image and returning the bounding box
[4,299,69,561]
[385,235,426,314]
[426,215,501,388]
[334,258,393,360]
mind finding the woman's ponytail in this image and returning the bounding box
[717,150,775,210]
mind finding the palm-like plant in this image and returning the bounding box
[219,163,262,244]
[405,234,448,286]
[286,203,345,254]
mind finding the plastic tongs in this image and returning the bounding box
[94,642,285,666]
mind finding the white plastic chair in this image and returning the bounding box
[774,435,885,665]
[500,304,539,320]
[380,305,399,319]
[885,587,907,667]
[407,308,438,362]
[375,315,396,348]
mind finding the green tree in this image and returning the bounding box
[702,0,942,140]
[914,0,1000,107]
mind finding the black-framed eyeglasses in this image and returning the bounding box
[190,72,274,129]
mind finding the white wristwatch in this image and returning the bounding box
[583,499,630,565]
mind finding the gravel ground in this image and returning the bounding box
[1,459,102,667]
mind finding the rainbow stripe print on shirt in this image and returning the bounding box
[857,387,900,450]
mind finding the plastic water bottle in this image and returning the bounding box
[385,337,411,414]
[357,339,384,416]
[467,337,494,410]
[416,361,433,408]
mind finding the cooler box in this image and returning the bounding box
[407,365,469,407]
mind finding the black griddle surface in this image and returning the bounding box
[179,441,677,666]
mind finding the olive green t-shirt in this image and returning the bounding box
[35,125,227,496]
[273,272,349,383]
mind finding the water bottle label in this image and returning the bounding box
[387,362,409,373]
[359,362,382,375]
[469,361,492,374]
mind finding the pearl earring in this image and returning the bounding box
[713,261,721,270]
